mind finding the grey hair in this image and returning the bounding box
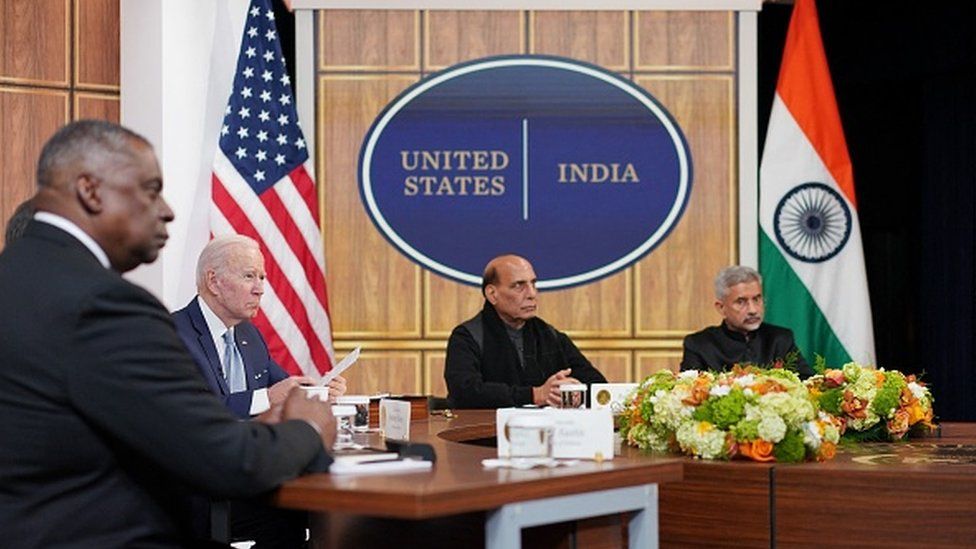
[714,266,762,300]
[196,235,261,291]
[36,120,148,189]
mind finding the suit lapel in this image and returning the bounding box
[189,298,230,395]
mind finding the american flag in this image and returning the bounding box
[211,0,334,377]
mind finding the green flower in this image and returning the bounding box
[773,429,806,463]
[732,419,760,441]
[818,388,844,415]
[871,371,906,417]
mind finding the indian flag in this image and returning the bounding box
[759,0,876,367]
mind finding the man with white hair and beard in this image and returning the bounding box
[681,265,812,377]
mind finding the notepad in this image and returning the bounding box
[329,455,433,476]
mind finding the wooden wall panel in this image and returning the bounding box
[0,0,69,86]
[634,76,735,337]
[318,11,419,71]
[343,351,421,395]
[316,9,737,395]
[425,273,483,338]
[635,350,682,380]
[0,88,69,246]
[424,351,446,397]
[75,0,120,90]
[635,11,734,71]
[425,11,524,70]
[74,92,120,122]
[319,76,421,337]
[529,11,629,72]
[585,350,631,383]
[545,271,631,338]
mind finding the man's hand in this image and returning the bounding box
[268,376,315,406]
[281,386,336,450]
[532,368,575,407]
[327,374,347,398]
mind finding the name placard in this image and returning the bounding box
[590,383,638,414]
[379,399,411,441]
[496,408,614,461]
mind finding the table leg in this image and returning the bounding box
[485,484,658,549]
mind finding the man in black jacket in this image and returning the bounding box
[445,254,606,408]
[681,265,812,377]
[0,120,335,548]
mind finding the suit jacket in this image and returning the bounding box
[0,221,331,548]
[172,298,289,418]
[445,302,607,408]
[681,321,813,377]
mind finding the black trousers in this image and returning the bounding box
[230,499,308,549]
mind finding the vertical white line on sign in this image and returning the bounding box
[522,118,529,220]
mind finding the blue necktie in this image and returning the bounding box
[222,330,246,393]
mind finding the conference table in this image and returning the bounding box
[274,411,976,548]
[273,409,683,548]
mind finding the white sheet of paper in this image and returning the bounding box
[320,346,361,386]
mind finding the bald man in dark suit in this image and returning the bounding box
[0,120,335,548]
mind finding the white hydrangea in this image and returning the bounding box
[757,392,816,426]
[709,385,732,397]
[734,374,756,389]
[801,420,822,450]
[757,415,787,443]
[908,381,928,401]
[676,421,727,460]
[653,391,694,431]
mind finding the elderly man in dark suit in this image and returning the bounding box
[0,120,335,548]
[681,265,813,377]
[173,234,346,419]
[173,234,346,547]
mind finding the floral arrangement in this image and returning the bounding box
[619,366,841,463]
[805,361,936,442]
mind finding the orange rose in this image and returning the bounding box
[841,390,869,419]
[899,386,917,407]
[874,371,886,388]
[887,409,910,439]
[823,369,845,388]
[739,440,775,462]
[817,441,837,461]
[906,402,927,425]
[682,377,711,406]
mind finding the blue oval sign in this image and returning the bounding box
[359,55,692,289]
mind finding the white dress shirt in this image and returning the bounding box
[196,297,270,415]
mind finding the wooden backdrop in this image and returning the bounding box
[0,5,739,398]
[315,10,739,396]
[0,0,120,248]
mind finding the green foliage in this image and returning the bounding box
[773,429,806,463]
[780,349,801,373]
[691,400,712,423]
[813,354,828,375]
[692,390,747,430]
[818,388,844,415]
[871,372,905,416]
[639,397,655,423]
[841,422,889,443]
[732,419,759,442]
[711,389,747,429]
